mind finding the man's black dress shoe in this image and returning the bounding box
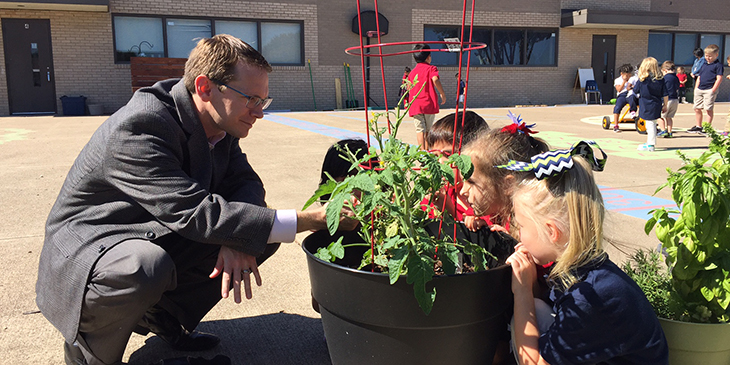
[135,306,220,351]
[150,355,231,365]
[64,341,87,365]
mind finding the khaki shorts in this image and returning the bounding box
[693,88,718,111]
[413,114,435,133]
[662,99,679,118]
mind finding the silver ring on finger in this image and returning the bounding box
[242,269,251,274]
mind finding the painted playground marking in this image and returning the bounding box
[536,130,707,161]
[264,113,678,220]
[0,128,31,145]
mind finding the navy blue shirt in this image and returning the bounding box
[539,258,669,365]
[637,75,668,120]
[663,73,679,100]
[696,59,724,90]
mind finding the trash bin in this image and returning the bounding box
[60,95,87,116]
[87,104,103,116]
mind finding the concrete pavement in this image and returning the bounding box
[0,102,725,364]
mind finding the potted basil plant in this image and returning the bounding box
[630,123,730,364]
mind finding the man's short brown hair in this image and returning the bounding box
[184,34,272,93]
[662,60,675,71]
[704,44,720,55]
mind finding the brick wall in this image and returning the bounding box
[0,9,130,115]
[561,0,651,12]
[0,1,727,115]
[408,9,655,107]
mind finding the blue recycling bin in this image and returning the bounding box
[60,95,87,116]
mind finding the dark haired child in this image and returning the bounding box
[421,111,489,231]
[408,44,446,149]
[611,63,635,133]
[399,66,411,107]
[455,73,466,108]
[318,139,372,201]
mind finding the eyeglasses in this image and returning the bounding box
[212,80,273,110]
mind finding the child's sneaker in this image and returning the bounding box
[721,131,729,137]
[657,130,667,137]
[637,144,655,152]
[663,132,673,138]
[687,126,702,133]
[613,125,621,133]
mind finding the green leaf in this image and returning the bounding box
[385,221,399,238]
[406,252,436,315]
[315,247,333,262]
[326,194,346,235]
[303,179,337,210]
[449,154,473,179]
[329,236,345,259]
[645,216,658,235]
[438,243,460,275]
[388,245,409,284]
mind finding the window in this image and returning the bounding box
[526,31,556,66]
[674,34,697,65]
[261,22,302,65]
[216,20,258,50]
[423,25,557,67]
[647,33,672,64]
[493,30,522,65]
[113,15,303,65]
[113,16,164,62]
[166,19,212,58]
[649,32,728,66]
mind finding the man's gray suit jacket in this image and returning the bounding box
[36,79,277,341]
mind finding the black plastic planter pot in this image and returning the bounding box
[303,224,514,365]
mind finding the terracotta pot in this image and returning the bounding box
[659,317,730,364]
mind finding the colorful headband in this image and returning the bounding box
[496,140,607,180]
[501,111,538,135]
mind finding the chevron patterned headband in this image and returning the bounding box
[496,140,607,180]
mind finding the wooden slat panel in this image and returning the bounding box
[130,57,186,91]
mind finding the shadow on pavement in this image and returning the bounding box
[127,313,331,365]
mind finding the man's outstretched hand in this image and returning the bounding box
[210,246,262,303]
[296,205,358,232]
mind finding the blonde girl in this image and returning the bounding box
[460,113,549,234]
[636,57,668,152]
[505,147,668,364]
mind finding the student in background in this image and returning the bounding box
[690,44,724,134]
[635,57,668,152]
[676,66,688,103]
[658,61,679,138]
[407,44,446,149]
[399,66,411,106]
[456,73,466,108]
[611,64,634,133]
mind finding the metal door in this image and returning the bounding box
[3,18,56,114]
[591,35,617,102]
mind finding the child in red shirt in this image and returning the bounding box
[408,44,446,149]
[676,66,688,103]
[420,111,490,230]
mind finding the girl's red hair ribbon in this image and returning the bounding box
[500,111,538,135]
